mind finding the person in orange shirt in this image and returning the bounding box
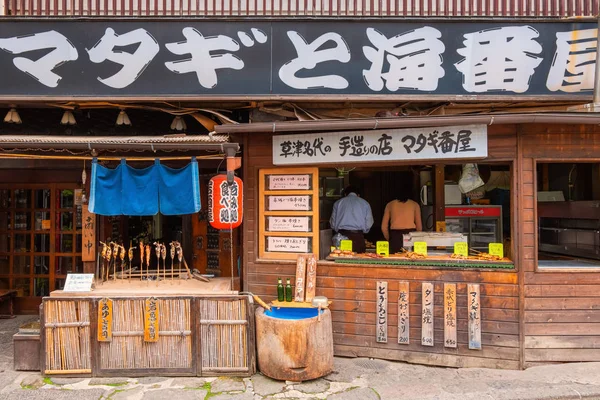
[381,194,423,254]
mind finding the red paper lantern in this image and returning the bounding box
[208,174,243,229]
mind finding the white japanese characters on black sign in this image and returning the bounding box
[273,125,487,165]
[0,22,595,98]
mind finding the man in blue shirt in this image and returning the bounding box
[330,186,374,254]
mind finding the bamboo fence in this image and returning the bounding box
[100,298,192,370]
[44,300,92,373]
[199,299,248,371]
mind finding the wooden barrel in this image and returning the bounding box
[255,307,334,382]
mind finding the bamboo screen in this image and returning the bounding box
[43,299,92,374]
[100,298,193,370]
[199,298,250,374]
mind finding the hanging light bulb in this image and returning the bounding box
[60,110,76,125]
[170,115,187,131]
[116,109,131,126]
[4,108,22,124]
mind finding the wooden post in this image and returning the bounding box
[434,165,446,231]
[376,281,388,343]
[468,284,482,350]
[397,281,409,345]
[443,283,457,348]
[421,282,434,347]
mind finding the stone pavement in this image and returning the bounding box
[2,316,600,400]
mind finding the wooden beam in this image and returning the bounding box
[434,165,446,231]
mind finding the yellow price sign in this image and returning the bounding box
[489,243,504,258]
[340,240,353,252]
[376,241,389,257]
[454,242,468,257]
[414,242,428,256]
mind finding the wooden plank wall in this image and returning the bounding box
[244,127,521,369]
[520,124,600,367]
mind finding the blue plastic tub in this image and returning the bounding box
[264,307,321,320]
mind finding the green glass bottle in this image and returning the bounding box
[277,277,284,302]
[285,278,293,302]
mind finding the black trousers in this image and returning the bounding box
[389,229,416,254]
[339,230,366,254]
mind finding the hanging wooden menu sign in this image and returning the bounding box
[305,254,317,302]
[397,281,410,345]
[468,284,482,350]
[82,205,96,262]
[144,297,159,343]
[259,168,319,261]
[294,255,307,302]
[444,283,457,348]
[267,216,311,232]
[376,281,388,343]
[421,282,434,347]
[267,196,311,211]
[267,237,310,253]
[97,298,113,342]
[268,175,311,190]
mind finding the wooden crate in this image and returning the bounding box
[198,296,255,376]
[41,298,92,376]
[96,297,196,377]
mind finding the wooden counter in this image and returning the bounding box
[50,277,237,297]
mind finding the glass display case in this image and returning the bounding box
[445,206,503,252]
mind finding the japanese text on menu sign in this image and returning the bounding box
[268,175,311,190]
[268,196,311,211]
[63,273,94,292]
[273,125,487,165]
[259,167,319,260]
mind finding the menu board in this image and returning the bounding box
[267,195,312,211]
[268,175,311,190]
[259,168,319,260]
[266,237,310,253]
[267,216,311,232]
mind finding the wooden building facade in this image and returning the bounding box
[242,122,600,369]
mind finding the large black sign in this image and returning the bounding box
[0,20,595,99]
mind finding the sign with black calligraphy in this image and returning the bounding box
[376,281,388,343]
[267,175,311,190]
[267,196,312,211]
[267,216,311,232]
[0,21,595,99]
[97,298,113,342]
[82,205,96,262]
[304,254,317,302]
[273,125,487,165]
[144,297,159,343]
[267,237,310,253]
[294,255,307,302]
[421,282,434,347]
[444,283,457,348]
[397,281,410,345]
[468,284,482,350]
